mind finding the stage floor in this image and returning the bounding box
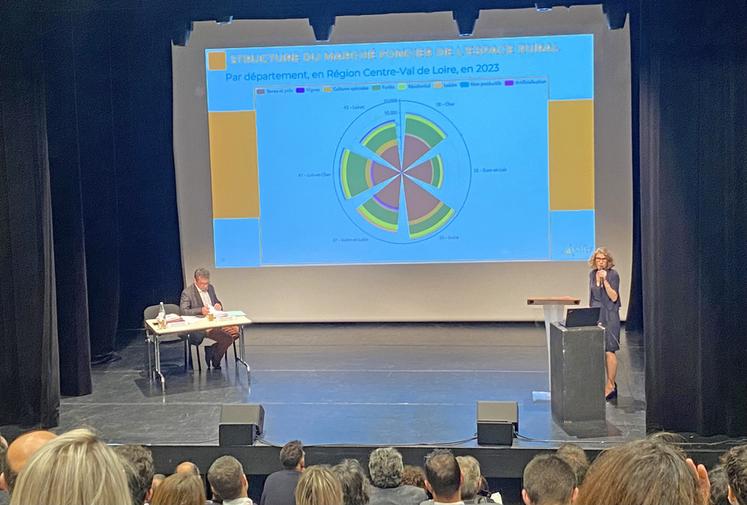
[57,322,645,449]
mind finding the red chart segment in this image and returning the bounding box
[406,155,444,188]
[339,110,457,240]
[404,177,454,239]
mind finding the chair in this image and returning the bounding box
[144,303,190,372]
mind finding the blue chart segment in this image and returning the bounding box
[335,101,470,243]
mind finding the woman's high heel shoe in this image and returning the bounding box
[605,382,618,401]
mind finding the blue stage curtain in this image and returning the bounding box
[632,0,747,435]
[0,4,60,427]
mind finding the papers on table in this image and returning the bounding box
[178,311,247,325]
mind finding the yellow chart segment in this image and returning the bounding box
[548,99,594,211]
[208,111,260,218]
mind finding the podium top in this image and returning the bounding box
[527,296,581,306]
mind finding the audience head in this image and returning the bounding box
[722,444,747,505]
[456,456,482,501]
[333,459,370,505]
[281,440,305,471]
[152,473,166,490]
[0,436,7,490]
[708,465,729,505]
[9,428,130,505]
[575,438,701,505]
[369,447,404,489]
[522,454,576,505]
[555,443,590,487]
[0,430,57,494]
[295,465,343,505]
[151,473,205,505]
[208,455,248,501]
[115,444,155,505]
[424,449,462,501]
[401,465,426,490]
[648,431,688,450]
[175,460,200,476]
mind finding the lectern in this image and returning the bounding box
[550,322,605,427]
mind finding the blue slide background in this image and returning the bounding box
[205,34,595,267]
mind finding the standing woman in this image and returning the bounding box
[589,247,621,401]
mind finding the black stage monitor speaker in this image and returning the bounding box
[219,404,265,446]
[477,401,518,446]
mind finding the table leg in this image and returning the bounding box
[146,332,154,383]
[235,324,251,376]
[154,336,165,389]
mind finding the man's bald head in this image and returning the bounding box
[175,461,200,476]
[1,430,57,493]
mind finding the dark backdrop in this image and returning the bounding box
[0,5,60,426]
[632,0,747,434]
[2,0,747,435]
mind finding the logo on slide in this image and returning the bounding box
[334,100,471,243]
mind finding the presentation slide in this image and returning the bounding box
[205,35,595,267]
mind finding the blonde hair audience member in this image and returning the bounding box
[9,428,130,505]
[296,465,343,505]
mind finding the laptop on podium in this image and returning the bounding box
[564,307,600,327]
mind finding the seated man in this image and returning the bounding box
[521,454,577,505]
[208,455,253,505]
[368,447,427,505]
[0,430,57,497]
[114,444,155,505]
[180,268,239,369]
[424,449,462,505]
[260,440,305,505]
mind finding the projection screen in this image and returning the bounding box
[172,6,631,322]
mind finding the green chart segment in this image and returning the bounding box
[339,112,451,239]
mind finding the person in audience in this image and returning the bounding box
[721,444,747,505]
[401,465,426,492]
[333,459,370,505]
[176,460,201,476]
[0,436,8,505]
[151,473,206,505]
[0,429,57,495]
[555,444,590,487]
[152,474,166,490]
[261,440,305,505]
[180,267,239,368]
[708,466,730,505]
[115,444,155,505]
[295,465,343,505]
[368,447,428,505]
[208,455,253,505]
[521,454,576,505]
[9,428,130,505]
[457,456,493,504]
[575,438,710,505]
[423,449,462,505]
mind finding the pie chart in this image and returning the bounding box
[334,100,471,243]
